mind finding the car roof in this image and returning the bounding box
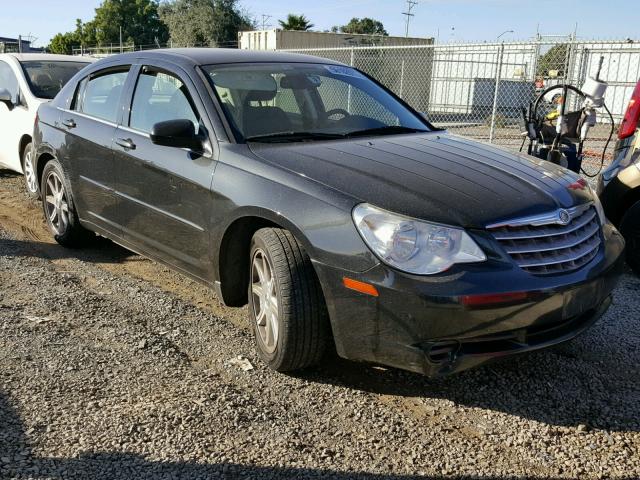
[90,48,345,69]
[0,53,95,63]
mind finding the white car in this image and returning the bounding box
[0,53,93,196]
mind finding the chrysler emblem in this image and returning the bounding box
[558,209,571,225]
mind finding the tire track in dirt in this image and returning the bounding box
[0,174,248,331]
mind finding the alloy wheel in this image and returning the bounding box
[251,248,279,354]
[24,149,37,194]
[44,171,70,235]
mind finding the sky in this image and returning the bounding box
[1,0,638,48]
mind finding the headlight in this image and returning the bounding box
[352,203,486,275]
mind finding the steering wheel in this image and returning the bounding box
[325,108,350,120]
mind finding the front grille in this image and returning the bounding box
[488,205,602,275]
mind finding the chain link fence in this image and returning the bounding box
[280,40,640,171]
[71,40,240,57]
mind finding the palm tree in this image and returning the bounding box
[278,14,314,31]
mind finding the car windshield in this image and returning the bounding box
[20,60,89,99]
[202,63,430,142]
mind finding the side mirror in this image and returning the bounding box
[150,119,202,150]
[0,88,14,110]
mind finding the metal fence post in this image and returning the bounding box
[348,47,355,112]
[488,42,505,144]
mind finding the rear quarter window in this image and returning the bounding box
[75,69,129,123]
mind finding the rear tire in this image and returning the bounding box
[22,143,39,199]
[620,200,640,275]
[41,160,94,248]
[248,228,329,372]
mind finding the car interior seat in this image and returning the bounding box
[242,89,292,138]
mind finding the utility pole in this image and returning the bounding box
[261,14,272,31]
[402,0,419,38]
[119,26,123,54]
[18,35,22,53]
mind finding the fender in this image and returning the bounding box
[213,206,316,272]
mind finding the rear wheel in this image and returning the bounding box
[41,160,94,248]
[248,228,329,372]
[22,143,39,199]
[620,200,640,275]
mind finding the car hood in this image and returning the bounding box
[248,132,593,228]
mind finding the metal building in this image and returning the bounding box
[238,29,433,51]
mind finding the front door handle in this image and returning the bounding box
[62,118,76,129]
[116,138,136,150]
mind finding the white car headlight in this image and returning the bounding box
[352,203,486,275]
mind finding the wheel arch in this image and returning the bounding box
[620,186,640,226]
[216,209,317,307]
[34,148,57,192]
[18,135,32,170]
[611,170,640,226]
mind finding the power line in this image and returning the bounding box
[402,0,419,38]
[260,14,272,30]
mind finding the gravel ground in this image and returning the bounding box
[444,123,615,174]
[0,170,639,480]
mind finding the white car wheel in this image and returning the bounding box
[22,143,39,198]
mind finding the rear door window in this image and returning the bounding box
[78,69,130,123]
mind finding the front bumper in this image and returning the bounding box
[313,224,625,377]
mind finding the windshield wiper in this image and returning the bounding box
[245,126,429,143]
[245,131,347,143]
[345,126,429,138]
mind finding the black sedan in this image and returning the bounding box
[32,49,625,376]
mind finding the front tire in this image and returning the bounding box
[22,143,39,199]
[41,160,94,248]
[620,200,640,275]
[248,228,329,372]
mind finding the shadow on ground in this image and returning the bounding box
[0,237,136,264]
[301,337,639,433]
[3,391,627,480]
[0,170,20,179]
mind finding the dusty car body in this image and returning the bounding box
[33,49,625,376]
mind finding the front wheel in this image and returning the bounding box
[41,160,94,248]
[248,228,329,372]
[22,143,39,199]
[620,200,640,275]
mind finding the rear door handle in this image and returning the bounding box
[62,118,76,129]
[116,138,136,150]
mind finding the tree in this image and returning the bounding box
[278,14,314,31]
[48,18,96,54]
[48,32,76,55]
[332,17,388,36]
[159,0,254,47]
[537,43,568,77]
[47,0,168,52]
[92,0,168,46]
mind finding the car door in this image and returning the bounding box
[60,66,131,234]
[113,63,217,281]
[0,59,29,172]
